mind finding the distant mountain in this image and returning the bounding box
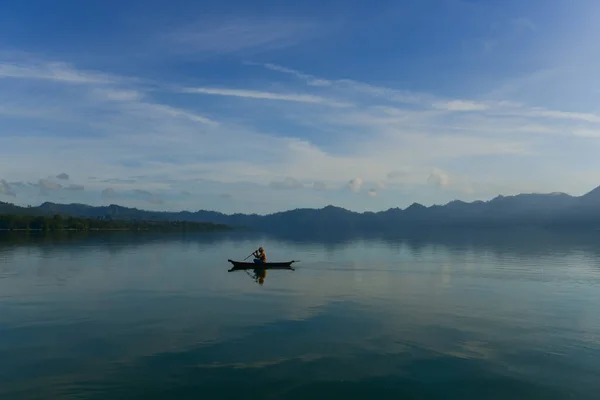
[2,185,600,232]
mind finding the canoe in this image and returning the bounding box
[227,259,296,271]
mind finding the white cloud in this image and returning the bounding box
[141,103,218,125]
[0,179,16,197]
[163,17,327,56]
[347,178,363,192]
[2,54,600,213]
[262,63,333,86]
[262,63,433,106]
[181,87,350,107]
[524,109,600,124]
[434,100,489,111]
[259,63,600,130]
[364,181,386,198]
[0,61,117,84]
[571,129,600,138]
[91,88,141,102]
[427,168,451,188]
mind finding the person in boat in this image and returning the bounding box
[253,247,266,264]
[251,247,267,285]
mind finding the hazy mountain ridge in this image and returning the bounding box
[2,186,600,232]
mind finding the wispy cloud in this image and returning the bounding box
[522,109,600,124]
[91,88,141,102]
[2,51,599,212]
[141,103,218,125]
[0,60,117,84]
[0,179,16,197]
[434,100,489,111]
[181,87,350,107]
[163,17,328,56]
[264,62,600,133]
[260,63,512,114]
[571,129,600,138]
[261,63,432,105]
[260,63,333,87]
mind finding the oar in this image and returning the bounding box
[243,249,257,261]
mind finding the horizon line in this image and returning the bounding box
[1,185,595,217]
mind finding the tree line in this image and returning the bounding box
[0,214,231,232]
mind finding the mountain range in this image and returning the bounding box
[2,185,600,233]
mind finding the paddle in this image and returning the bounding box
[243,249,258,261]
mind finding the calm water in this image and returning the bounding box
[1,230,600,399]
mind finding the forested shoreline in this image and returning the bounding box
[0,214,231,232]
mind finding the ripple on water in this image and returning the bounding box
[1,231,600,399]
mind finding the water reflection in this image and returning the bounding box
[1,230,600,398]
[3,228,600,258]
[227,260,298,286]
[231,267,269,285]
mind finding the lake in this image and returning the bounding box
[1,229,600,399]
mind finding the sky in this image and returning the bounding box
[1,0,600,214]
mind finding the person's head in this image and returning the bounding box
[258,247,264,253]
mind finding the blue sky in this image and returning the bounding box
[1,0,600,214]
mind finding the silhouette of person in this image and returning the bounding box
[253,268,267,285]
[252,247,266,264]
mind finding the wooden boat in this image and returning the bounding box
[227,259,296,271]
